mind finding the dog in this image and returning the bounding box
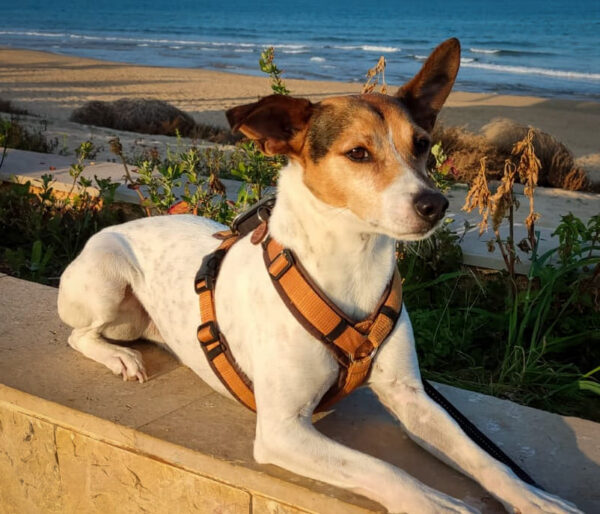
[57,38,580,513]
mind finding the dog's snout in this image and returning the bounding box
[413,191,449,223]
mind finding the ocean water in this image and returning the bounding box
[1,0,599,100]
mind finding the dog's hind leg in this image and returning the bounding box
[58,232,149,382]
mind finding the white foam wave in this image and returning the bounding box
[281,49,307,54]
[414,55,428,61]
[460,57,475,63]
[333,44,400,52]
[137,43,149,47]
[461,61,600,80]
[470,47,500,54]
[310,56,325,62]
[234,48,253,53]
[0,30,65,37]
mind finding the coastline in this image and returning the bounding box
[1,47,599,158]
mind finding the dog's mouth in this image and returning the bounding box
[368,218,444,242]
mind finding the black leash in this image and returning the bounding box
[227,197,541,489]
[423,379,540,488]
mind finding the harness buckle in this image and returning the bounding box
[195,275,214,294]
[349,342,378,364]
[197,320,219,345]
[270,249,294,280]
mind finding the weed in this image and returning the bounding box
[259,47,290,95]
[362,56,387,95]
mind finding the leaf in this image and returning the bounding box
[167,200,191,215]
[578,380,600,396]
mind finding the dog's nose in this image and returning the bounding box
[413,191,449,223]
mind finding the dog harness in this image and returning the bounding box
[191,197,540,488]
[194,208,403,412]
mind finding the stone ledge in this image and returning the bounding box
[1,276,599,513]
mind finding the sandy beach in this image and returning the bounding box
[1,47,599,160]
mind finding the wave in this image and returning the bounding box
[0,30,65,38]
[333,44,400,53]
[310,56,325,62]
[470,47,554,57]
[461,61,600,81]
[470,47,500,54]
[460,57,475,63]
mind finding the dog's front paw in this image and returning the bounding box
[503,484,581,514]
[105,347,148,383]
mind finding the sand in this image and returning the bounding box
[1,47,599,163]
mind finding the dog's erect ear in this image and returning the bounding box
[396,38,460,132]
[226,95,314,156]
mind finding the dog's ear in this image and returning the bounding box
[226,95,314,156]
[396,38,460,133]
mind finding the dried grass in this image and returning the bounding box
[70,98,236,143]
[482,118,588,191]
[431,119,590,191]
[429,124,505,182]
[71,98,195,136]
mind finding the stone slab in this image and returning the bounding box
[1,275,599,513]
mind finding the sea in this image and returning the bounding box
[1,0,599,100]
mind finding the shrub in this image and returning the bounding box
[483,118,588,190]
[0,98,28,115]
[71,98,196,137]
[0,116,58,157]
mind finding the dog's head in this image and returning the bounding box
[226,38,460,241]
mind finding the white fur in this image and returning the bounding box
[58,160,581,514]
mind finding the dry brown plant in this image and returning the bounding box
[362,56,387,94]
[512,128,540,245]
[430,124,505,182]
[462,129,546,282]
[463,157,492,235]
[483,118,588,190]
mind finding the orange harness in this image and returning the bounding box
[194,223,403,412]
[192,205,541,488]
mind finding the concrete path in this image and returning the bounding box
[1,147,599,273]
[0,275,599,512]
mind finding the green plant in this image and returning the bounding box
[429,142,457,192]
[259,47,290,95]
[0,115,58,154]
[230,142,284,206]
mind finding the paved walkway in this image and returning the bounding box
[0,275,598,512]
[1,147,599,273]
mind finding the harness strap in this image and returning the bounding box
[195,229,402,413]
[262,236,403,409]
[195,233,257,411]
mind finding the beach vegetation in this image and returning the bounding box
[0,116,59,159]
[0,143,137,285]
[431,119,590,191]
[259,47,290,95]
[0,99,28,116]
[70,98,236,144]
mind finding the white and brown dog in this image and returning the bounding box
[57,39,580,513]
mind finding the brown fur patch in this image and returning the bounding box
[301,94,430,220]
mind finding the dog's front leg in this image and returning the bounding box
[369,309,581,514]
[251,357,477,513]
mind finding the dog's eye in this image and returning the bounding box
[413,136,430,155]
[346,147,370,162]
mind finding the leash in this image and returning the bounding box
[195,195,540,488]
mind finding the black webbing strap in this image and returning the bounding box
[422,379,540,488]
